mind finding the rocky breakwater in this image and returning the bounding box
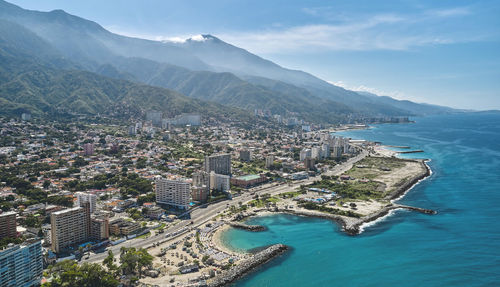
[228,222,267,232]
[207,244,289,287]
[343,203,437,235]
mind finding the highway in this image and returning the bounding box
[82,150,368,264]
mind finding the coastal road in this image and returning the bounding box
[82,150,368,263]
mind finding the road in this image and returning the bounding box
[82,150,368,263]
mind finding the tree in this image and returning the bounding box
[103,250,118,275]
[42,260,119,287]
[119,247,153,278]
[43,180,51,189]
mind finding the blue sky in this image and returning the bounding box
[9,0,500,110]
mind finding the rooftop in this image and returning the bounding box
[234,174,261,181]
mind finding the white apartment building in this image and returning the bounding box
[209,172,230,192]
[76,192,97,213]
[155,178,191,209]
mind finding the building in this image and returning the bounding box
[204,154,231,175]
[311,147,321,159]
[90,217,109,241]
[172,113,201,126]
[21,112,31,121]
[321,144,331,159]
[333,146,342,159]
[76,192,97,214]
[265,155,275,169]
[299,149,311,161]
[192,171,209,189]
[191,186,209,203]
[239,149,252,162]
[304,157,316,170]
[50,203,90,253]
[209,172,230,192]
[146,206,164,220]
[155,178,191,209]
[128,125,136,136]
[109,218,141,236]
[0,212,17,240]
[0,240,43,287]
[231,174,267,188]
[146,110,163,127]
[83,143,94,156]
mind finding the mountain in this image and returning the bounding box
[0,20,248,121]
[176,34,460,116]
[0,0,209,71]
[0,0,460,123]
[356,91,458,115]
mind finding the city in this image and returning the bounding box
[0,110,381,286]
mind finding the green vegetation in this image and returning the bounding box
[119,247,154,278]
[345,156,408,180]
[299,202,362,218]
[278,191,304,199]
[42,260,119,287]
[248,193,280,208]
[137,193,156,206]
[0,237,24,249]
[310,178,386,200]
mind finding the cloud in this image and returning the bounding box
[425,7,471,18]
[214,7,478,54]
[329,80,409,101]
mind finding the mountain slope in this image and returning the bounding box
[0,0,458,123]
[0,0,210,71]
[0,29,248,120]
[177,34,459,116]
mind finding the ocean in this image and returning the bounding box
[220,113,500,287]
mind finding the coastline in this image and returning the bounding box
[217,155,434,238]
[207,137,436,286]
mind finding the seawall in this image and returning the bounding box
[207,244,289,287]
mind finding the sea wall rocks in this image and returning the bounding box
[207,244,289,287]
[387,159,431,200]
[228,222,267,232]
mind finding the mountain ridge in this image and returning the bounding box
[0,0,460,123]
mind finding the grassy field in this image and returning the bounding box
[345,156,409,180]
[309,179,386,200]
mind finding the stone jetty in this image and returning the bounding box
[228,222,267,232]
[207,244,289,287]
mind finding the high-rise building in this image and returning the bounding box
[191,186,209,203]
[299,148,311,161]
[192,171,209,189]
[321,144,331,159]
[0,240,43,287]
[311,147,321,159]
[304,157,316,170]
[204,154,231,176]
[146,110,163,127]
[0,212,17,240]
[76,192,97,214]
[209,172,230,192]
[128,125,136,136]
[90,217,109,241]
[333,146,343,159]
[155,178,191,209]
[172,113,201,126]
[265,155,275,169]
[83,143,94,156]
[239,149,252,162]
[50,203,90,253]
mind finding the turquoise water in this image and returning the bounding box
[220,113,500,287]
